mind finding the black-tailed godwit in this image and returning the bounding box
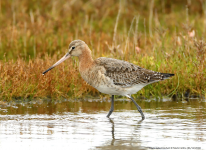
[43,40,174,120]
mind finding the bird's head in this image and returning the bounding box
[42,40,88,75]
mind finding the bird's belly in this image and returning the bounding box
[124,84,146,95]
[95,84,146,96]
[95,85,122,95]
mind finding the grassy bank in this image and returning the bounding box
[0,0,206,100]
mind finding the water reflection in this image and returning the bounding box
[0,98,205,149]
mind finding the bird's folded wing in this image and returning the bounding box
[94,57,164,87]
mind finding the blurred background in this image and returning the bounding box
[1,0,206,59]
[0,2,206,150]
[0,0,206,100]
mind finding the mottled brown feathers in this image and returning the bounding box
[68,40,174,89]
[94,57,174,87]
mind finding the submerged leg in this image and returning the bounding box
[126,95,145,120]
[107,95,114,118]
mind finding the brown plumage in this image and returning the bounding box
[43,40,174,120]
[95,57,173,87]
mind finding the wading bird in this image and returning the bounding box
[43,40,174,120]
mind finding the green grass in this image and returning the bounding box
[0,0,206,101]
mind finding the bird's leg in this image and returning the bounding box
[126,95,145,120]
[107,95,114,118]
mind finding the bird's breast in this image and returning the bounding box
[79,66,107,88]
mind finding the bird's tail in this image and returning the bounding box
[161,73,175,79]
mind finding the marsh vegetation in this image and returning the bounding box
[0,0,206,100]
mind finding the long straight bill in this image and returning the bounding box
[42,53,70,75]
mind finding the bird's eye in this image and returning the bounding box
[72,46,75,50]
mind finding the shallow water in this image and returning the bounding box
[0,98,205,150]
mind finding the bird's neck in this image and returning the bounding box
[78,48,94,72]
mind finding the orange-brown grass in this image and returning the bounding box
[0,0,206,100]
[0,55,99,100]
[1,35,205,101]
